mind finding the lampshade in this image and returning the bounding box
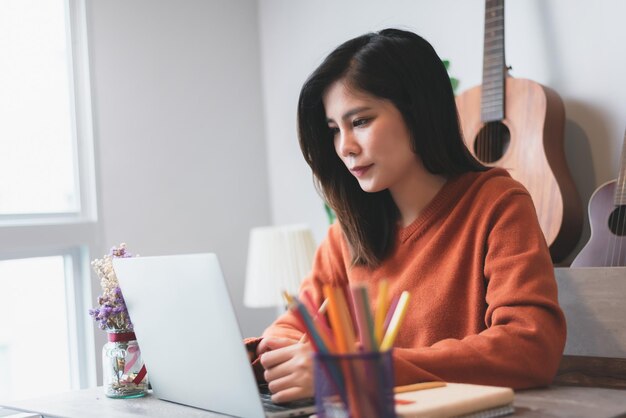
[244,224,317,308]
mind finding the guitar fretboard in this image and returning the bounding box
[481,0,506,122]
[614,129,626,206]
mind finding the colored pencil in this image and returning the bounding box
[299,299,333,350]
[288,304,320,352]
[335,286,357,353]
[287,283,412,417]
[340,283,358,344]
[350,285,376,352]
[300,289,317,317]
[374,279,389,345]
[383,293,399,335]
[323,285,350,353]
[394,381,446,393]
[292,296,335,353]
[380,291,410,351]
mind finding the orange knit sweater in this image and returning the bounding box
[259,168,566,389]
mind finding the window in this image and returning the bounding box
[0,256,72,399]
[0,0,78,215]
[0,0,97,399]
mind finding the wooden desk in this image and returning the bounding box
[2,385,626,418]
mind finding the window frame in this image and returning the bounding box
[0,0,98,391]
[0,0,97,227]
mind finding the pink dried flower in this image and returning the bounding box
[89,243,136,331]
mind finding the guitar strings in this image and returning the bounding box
[607,190,625,267]
[608,135,626,266]
[477,122,503,165]
[604,219,609,267]
[615,205,626,266]
[617,133,625,266]
[618,142,626,266]
[615,188,626,266]
[606,189,613,266]
[609,204,621,267]
[607,203,616,267]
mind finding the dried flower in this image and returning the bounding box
[89,243,137,331]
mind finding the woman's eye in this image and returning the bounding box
[353,118,370,127]
[329,126,340,136]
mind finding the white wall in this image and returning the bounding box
[85,0,626,378]
[87,0,276,346]
[258,0,626,261]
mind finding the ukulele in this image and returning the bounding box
[455,0,582,263]
[572,130,626,267]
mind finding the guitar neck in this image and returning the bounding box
[614,129,626,206]
[481,0,506,122]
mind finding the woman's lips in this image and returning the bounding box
[350,164,373,178]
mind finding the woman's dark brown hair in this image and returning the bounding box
[297,29,484,267]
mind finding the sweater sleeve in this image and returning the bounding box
[391,189,566,389]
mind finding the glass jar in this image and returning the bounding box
[102,329,149,398]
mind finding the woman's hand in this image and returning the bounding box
[258,336,314,403]
[257,336,299,356]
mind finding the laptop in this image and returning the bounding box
[112,253,316,418]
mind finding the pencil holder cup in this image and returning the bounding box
[314,350,396,418]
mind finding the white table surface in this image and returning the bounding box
[2,385,626,418]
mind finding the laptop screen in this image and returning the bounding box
[113,253,268,417]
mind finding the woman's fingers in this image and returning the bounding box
[268,358,314,403]
[257,336,299,355]
[260,343,314,402]
[267,373,296,394]
[272,385,313,404]
[260,344,296,370]
[263,355,292,382]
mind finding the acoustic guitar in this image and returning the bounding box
[572,130,626,267]
[455,0,582,263]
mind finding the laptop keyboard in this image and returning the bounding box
[258,384,315,413]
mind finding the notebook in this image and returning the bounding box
[395,383,514,418]
[112,253,315,418]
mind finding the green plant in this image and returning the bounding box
[324,202,337,224]
[442,60,459,93]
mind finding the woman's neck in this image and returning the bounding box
[390,172,448,228]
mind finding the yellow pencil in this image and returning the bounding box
[282,290,294,306]
[374,279,389,345]
[380,291,410,351]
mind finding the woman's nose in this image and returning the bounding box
[337,130,360,158]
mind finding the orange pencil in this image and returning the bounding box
[323,285,349,353]
[340,283,358,343]
[323,286,363,416]
[374,279,389,345]
[333,286,356,353]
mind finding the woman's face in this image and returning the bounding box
[323,80,425,195]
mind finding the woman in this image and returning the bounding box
[246,28,566,403]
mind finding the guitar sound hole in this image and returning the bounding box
[608,206,626,236]
[473,122,510,163]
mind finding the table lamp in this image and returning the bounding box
[244,224,316,316]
